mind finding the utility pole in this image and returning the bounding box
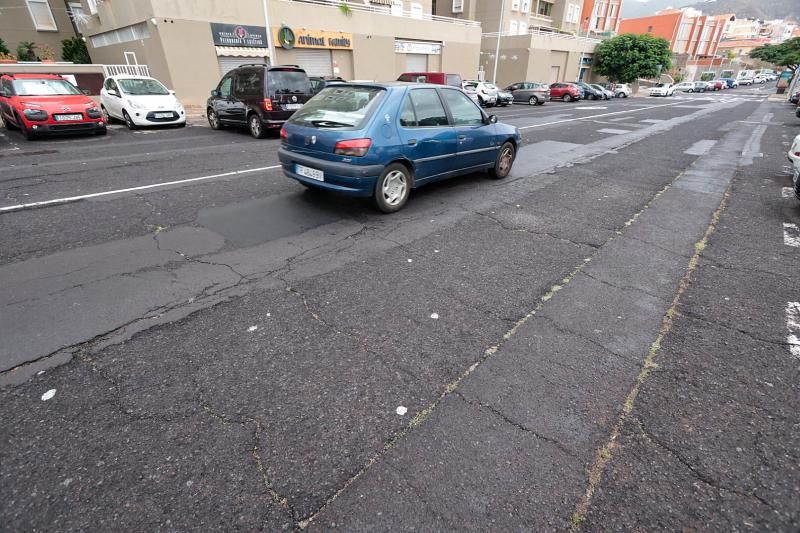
[492,0,506,84]
[262,0,277,66]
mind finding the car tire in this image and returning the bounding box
[563,94,573,102]
[123,111,137,130]
[528,96,538,105]
[207,109,223,130]
[373,163,411,213]
[18,114,35,140]
[536,100,545,106]
[489,142,515,180]
[2,113,17,130]
[248,114,267,139]
[478,96,485,107]
[101,105,112,124]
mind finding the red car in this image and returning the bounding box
[0,73,106,140]
[548,82,582,102]
[709,79,726,91]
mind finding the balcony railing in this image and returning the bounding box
[282,0,481,27]
[483,27,601,44]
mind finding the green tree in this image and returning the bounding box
[0,38,10,55]
[593,33,673,83]
[750,37,800,71]
[16,41,36,61]
[61,36,91,64]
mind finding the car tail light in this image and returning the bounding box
[262,98,273,111]
[280,127,288,144]
[334,138,372,157]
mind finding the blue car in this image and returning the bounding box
[278,82,521,212]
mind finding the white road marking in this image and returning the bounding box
[0,165,281,213]
[597,128,632,135]
[575,106,607,110]
[640,119,665,124]
[684,139,717,155]
[783,187,794,199]
[783,222,800,247]
[518,101,687,131]
[785,302,800,359]
[607,116,633,122]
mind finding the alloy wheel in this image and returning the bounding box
[382,170,407,206]
[528,96,538,105]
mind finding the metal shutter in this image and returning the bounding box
[294,50,333,77]
[406,54,427,72]
[218,56,266,77]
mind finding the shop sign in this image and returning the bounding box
[210,23,268,48]
[394,40,442,55]
[273,27,353,50]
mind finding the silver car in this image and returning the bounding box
[463,80,498,107]
[505,81,551,106]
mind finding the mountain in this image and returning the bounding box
[621,0,800,20]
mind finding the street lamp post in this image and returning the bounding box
[262,0,277,66]
[492,0,506,84]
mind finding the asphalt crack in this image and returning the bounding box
[473,209,602,249]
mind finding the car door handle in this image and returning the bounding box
[458,135,467,142]
[407,139,417,146]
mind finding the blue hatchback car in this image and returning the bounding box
[278,82,521,212]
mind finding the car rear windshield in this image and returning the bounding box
[268,69,310,95]
[289,86,384,129]
[118,78,169,95]
[12,78,80,96]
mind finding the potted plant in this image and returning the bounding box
[16,41,36,61]
[0,52,16,65]
[39,44,56,63]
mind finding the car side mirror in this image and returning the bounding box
[488,115,498,124]
[81,88,91,96]
[169,90,176,95]
[211,89,220,97]
[108,90,120,97]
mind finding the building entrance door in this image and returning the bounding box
[549,66,561,83]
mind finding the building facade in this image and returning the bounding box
[618,8,734,59]
[579,0,622,36]
[435,0,600,86]
[77,0,481,105]
[0,0,83,60]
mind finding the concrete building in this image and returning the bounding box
[76,0,482,105]
[722,18,761,41]
[0,0,83,60]
[435,0,600,86]
[579,0,622,36]
[618,8,734,59]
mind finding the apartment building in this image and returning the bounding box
[437,0,599,86]
[722,18,761,41]
[618,8,734,58]
[580,0,622,35]
[0,0,83,60]
[76,0,481,105]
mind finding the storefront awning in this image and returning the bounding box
[215,46,269,58]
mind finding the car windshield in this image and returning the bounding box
[484,83,498,90]
[117,78,169,95]
[12,78,80,96]
[289,86,384,129]
[655,83,667,87]
[268,69,310,94]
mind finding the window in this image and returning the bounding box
[538,1,553,17]
[86,0,97,14]
[90,22,151,48]
[567,5,575,24]
[68,2,84,21]
[440,89,482,126]
[289,86,384,129]
[235,70,263,97]
[399,96,417,127]
[27,0,58,31]
[509,20,518,34]
[218,76,233,98]
[521,0,530,13]
[408,89,448,127]
[2,78,15,96]
[519,22,527,34]
[511,0,520,11]
[452,0,463,13]
[410,3,423,18]
[446,74,462,87]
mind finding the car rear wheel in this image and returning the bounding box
[374,163,411,213]
[207,109,223,130]
[563,94,573,102]
[248,114,267,139]
[123,111,137,130]
[489,142,515,180]
[528,96,538,105]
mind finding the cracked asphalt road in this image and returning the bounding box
[2,88,799,531]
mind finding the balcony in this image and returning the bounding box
[283,0,481,27]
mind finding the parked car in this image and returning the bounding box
[789,90,800,105]
[738,77,754,86]
[672,81,695,92]
[0,73,106,139]
[207,64,312,138]
[100,75,185,129]
[463,80,498,107]
[719,78,739,88]
[496,89,513,107]
[397,72,463,88]
[309,76,346,95]
[590,83,615,99]
[754,74,769,84]
[576,81,605,100]
[649,83,675,97]
[462,84,481,105]
[548,82,582,102]
[505,81,550,105]
[788,133,800,199]
[613,83,632,98]
[708,79,726,91]
[279,83,521,213]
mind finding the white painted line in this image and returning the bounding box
[783,187,795,199]
[607,116,633,122]
[0,165,281,213]
[575,106,607,110]
[640,119,665,124]
[783,222,800,247]
[597,128,632,135]
[518,101,687,131]
[684,139,717,156]
[785,302,800,359]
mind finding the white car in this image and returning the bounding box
[100,75,186,129]
[673,81,696,92]
[738,77,754,86]
[754,74,769,84]
[649,83,675,97]
[463,80,498,107]
[614,83,632,98]
[462,84,481,106]
[789,134,800,200]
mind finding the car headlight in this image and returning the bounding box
[127,99,142,109]
[23,108,48,121]
[86,107,102,119]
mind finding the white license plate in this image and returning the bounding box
[285,103,302,110]
[296,164,323,181]
[154,112,173,118]
[54,114,83,121]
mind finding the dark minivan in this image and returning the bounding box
[207,64,313,138]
